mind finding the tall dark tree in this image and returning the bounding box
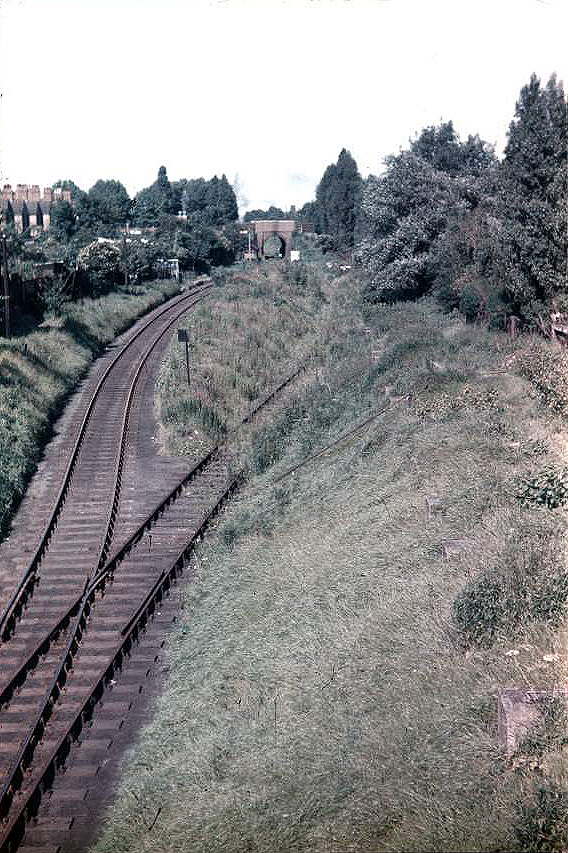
[50,200,76,241]
[132,166,176,225]
[315,149,362,247]
[204,175,238,225]
[496,73,567,324]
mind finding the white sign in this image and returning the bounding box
[290,250,300,262]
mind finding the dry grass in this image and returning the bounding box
[94,266,568,853]
[0,280,180,540]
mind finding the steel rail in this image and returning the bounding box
[0,360,306,845]
[0,470,244,853]
[0,280,212,642]
[0,289,216,816]
[0,363,305,711]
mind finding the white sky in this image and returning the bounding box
[0,0,566,214]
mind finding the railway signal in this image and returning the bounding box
[178,328,190,386]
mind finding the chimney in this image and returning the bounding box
[53,187,62,200]
[2,184,13,201]
[16,184,28,200]
[62,189,71,203]
[43,187,53,202]
[29,184,41,202]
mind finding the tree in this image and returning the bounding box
[132,166,176,225]
[87,179,131,226]
[50,200,76,241]
[360,124,496,304]
[52,179,84,202]
[77,240,122,295]
[315,149,362,248]
[243,206,286,222]
[205,175,238,225]
[496,73,567,323]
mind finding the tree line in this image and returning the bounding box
[298,72,566,332]
[4,166,241,312]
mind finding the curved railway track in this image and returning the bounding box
[0,286,305,852]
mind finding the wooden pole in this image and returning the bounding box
[2,235,10,338]
[185,339,190,387]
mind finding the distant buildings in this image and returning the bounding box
[1,183,72,234]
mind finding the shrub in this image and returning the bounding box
[77,240,123,296]
[453,574,504,647]
[517,345,568,416]
[453,533,568,647]
[517,468,568,509]
[515,784,568,852]
[458,282,482,322]
[315,233,336,254]
[290,261,308,287]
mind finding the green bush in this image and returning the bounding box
[515,784,568,852]
[518,345,568,417]
[453,535,568,647]
[453,575,504,647]
[458,282,483,322]
[517,468,568,509]
[290,261,308,288]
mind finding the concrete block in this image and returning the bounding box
[498,687,568,755]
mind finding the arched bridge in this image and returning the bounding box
[250,220,297,260]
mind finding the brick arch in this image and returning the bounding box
[250,220,297,260]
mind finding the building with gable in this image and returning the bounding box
[1,184,72,234]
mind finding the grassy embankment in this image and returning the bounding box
[0,280,180,542]
[95,260,567,852]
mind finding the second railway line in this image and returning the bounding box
[0,278,305,852]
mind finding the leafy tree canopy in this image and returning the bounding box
[360,124,496,304]
[243,206,287,222]
[87,179,131,226]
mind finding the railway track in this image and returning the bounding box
[0,286,304,852]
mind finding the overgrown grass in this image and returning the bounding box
[0,280,180,541]
[94,265,567,852]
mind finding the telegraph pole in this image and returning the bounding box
[2,233,10,338]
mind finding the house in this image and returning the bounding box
[1,183,71,234]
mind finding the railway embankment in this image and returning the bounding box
[95,261,567,852]
[0,280,180,545]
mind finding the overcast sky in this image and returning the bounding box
[0,0,566,214]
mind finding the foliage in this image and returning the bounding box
[77,240,123,295]
[517,342,568,416]
[496,74,567,322]
[87,179,131,226]
[38,274,73,314]
[131,166,177,225]
[515,784,568,852]
[315,148,362,248]
[49,200,76,241]
[314,233,336,254]
[517,467,568,509]
[290,261,308,287]
[243,206,286,222]
[453,529,568,647]
[360,122,497,306]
